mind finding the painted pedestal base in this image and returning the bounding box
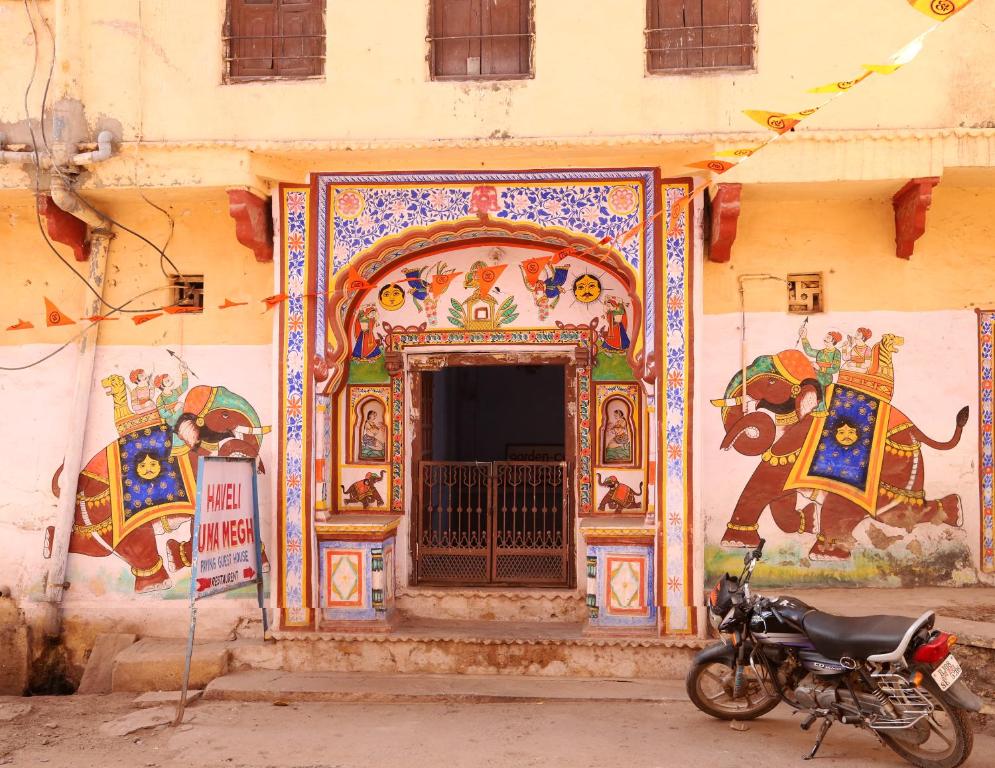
[582,518,657,636]
[316,515,399,632]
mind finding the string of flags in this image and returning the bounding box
[669,1,974,237]
[3,1,977,336]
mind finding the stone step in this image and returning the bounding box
[394,588,588,623]
[111,637,230,693]
[237,618,706,678]
[205,669,688,704]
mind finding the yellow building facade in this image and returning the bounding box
[1,0,993,690]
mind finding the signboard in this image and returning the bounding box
[175,456,266,725]
[192,458,261,599]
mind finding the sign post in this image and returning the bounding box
[174,456,266,726]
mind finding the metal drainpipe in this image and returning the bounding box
[42,225,113,637]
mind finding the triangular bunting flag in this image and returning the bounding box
[429,271,462,298]
[864,30,930,75]
[808,73,870,93]
[346,266,373,291]
[164,305,202,315]
[81,315,119,323]
[132,312,163,325]
[6,319,33,331]
[687,160,738,174]
[667,196,691,237]
[43,298,75,327]
[743,110,801,134]
[907,0,973,21]
[475,263,507,297]
[219,298,248,309]
[262,293,288,310]
[716,146,763,158]
[519,256,552,287]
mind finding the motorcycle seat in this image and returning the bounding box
[802,611,928,661]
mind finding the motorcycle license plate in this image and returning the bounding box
[931,654,962,691]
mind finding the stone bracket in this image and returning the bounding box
[227,189,273,263]
[37,195,89,262]
[707,183,742,263]
[892,177,940,260]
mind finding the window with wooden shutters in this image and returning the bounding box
[429,0,533,81]
[225,0,325,81]
[646,1,756,74]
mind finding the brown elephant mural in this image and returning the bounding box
[713,333,967,561]
[49,373,269,593]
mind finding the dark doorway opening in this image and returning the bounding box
[413,362,574,587]
[427,364,565,462]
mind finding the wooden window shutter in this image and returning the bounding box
[646,1,755,73]
[228,0,324,81]
[431,0,531,80]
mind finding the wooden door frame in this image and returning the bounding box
[406,349,579,587]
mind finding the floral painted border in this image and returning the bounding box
[977,310,994,572]
[279,186,313,628]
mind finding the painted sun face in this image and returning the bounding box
[136,454,161,480]
[378,283,405,311]
[835,424,858,447]
[573,274,602,304]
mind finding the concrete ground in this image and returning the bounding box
[2,691,994,768]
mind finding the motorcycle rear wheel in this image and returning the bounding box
[878,689,973,768]
[685,659,780,721]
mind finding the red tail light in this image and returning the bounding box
[912,632,957,665]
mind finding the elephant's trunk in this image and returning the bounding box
[720,411,776,456]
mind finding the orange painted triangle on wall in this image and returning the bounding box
[519,256,552,287]
[43,297,75,327]
[429,271,462,298]
[475,263,507,297]
[6,319,34,331]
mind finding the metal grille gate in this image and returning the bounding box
[414,461,572,586]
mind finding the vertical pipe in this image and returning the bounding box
[43,229,113,635]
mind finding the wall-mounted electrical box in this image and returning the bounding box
[786,273,823,314]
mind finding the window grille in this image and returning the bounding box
[646,1,756,74]
[170,275,205,312]
[225,0,325,82]
[429,0,533,81]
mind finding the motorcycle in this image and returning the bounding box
[687,539,992,767]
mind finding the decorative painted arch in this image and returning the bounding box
[321,220,646,396]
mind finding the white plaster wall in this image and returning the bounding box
[698,309,983,586]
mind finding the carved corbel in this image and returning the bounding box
[227,189,273,263]
[707,183,742,264]
[892,178,940,260]
[37,195,88,261]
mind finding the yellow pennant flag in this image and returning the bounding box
[807,72,871,93]
[716,146,763,159]
[907,0,974,21]
[743,110,801,134]
[864,29,929,75]
[687,160,737,174]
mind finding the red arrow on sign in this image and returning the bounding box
[196,577,212,592]
[243,567,256,580]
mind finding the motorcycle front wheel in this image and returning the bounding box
[878,688,973,768]
[685,658,780,720]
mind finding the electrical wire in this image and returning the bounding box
[0,284,171,371]
[29,0,186,285]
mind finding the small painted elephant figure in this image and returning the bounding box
[597,473,643,512]
[342,470,386,509]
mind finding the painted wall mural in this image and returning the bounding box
[703,312,979,587]
[48,351,271,595]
